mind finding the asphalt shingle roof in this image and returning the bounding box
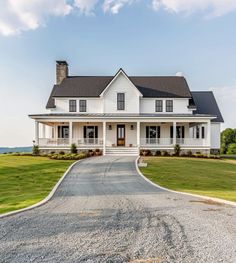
[191,91,224,123]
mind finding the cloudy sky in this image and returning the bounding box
[0,0,236,146]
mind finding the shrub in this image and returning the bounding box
[227,143,236,155]
[174,144,181,156]
[50,151,55,154]
[32,145,40,156]
[59,151,65,155]
[94,149,102,156]
[70,143,77,154]
[155,150,161,156]
[187,150,193,157]
[143,149,152,156]
[49,153,87,160]
[161,151,170,157]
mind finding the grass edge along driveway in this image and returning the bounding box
[0,155,74,214]
[140,157,236,202]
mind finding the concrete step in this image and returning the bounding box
[105,147,139,156]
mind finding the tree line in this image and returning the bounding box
[221,128,236,154]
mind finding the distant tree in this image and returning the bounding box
[221,128,236,154]
[227,143,236,155]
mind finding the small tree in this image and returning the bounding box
[174,144,181,156]
[70,143,77,154]
[32,145,39,156]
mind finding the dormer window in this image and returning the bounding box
[117,93,125,110]
[69,100,76,112]
[166,100,173,112]
[79,100,87,112]
[155,100,163,112]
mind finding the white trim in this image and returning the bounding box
[0,159,85,219]
[135,157,236,207]
[100,69,143,97]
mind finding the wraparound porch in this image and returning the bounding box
[35,119,212,154]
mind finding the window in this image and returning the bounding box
[83,126,98,144]
[155,100,163,112]
[166,100,173,112]
[201,126,205,139]
[117,93,125,110]
[69,100,76,112]
[58,126,69,138]
[79,100,87,112]
[146,126,160,144]
[196,126,200,139]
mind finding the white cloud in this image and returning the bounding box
[151,0,236,18]
[210,86,236,129]
[74,0,99,15]
[103,0,134,14]
[0,0,72,36]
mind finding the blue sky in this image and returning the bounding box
[0,0,236,147]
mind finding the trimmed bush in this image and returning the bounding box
[174,144,181,156]
[70,143,78,154]
[155,150,161,156]
[32,145,39,156]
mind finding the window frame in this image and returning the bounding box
[117,93,125,110]
[79,100,87,112]
[155,100,163,112]
[69,100,77,112]
[166,100,173,112]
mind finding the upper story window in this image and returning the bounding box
[69,100,76,112]
[79,100,87,112]
[155,100,163,112]
[166,100,173,112]
[117,93,125,110]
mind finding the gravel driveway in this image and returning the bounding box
[0,156,236,263]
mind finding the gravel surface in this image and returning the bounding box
[0,156,236,263]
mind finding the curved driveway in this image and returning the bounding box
[0,156,236,263]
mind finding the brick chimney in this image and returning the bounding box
[56,61,68,84]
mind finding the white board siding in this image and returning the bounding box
[211,123,221,149]
[140,98,191,114]
[54,98,103,113]
[103,73,140,114]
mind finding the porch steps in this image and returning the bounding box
[105,147,139,156]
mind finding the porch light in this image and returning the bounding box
[109,125,112,130]
[130,125,134,130]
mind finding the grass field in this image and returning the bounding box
[140,157,236,202]
[0,155,74,214]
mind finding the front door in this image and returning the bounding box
[117,125,125,146]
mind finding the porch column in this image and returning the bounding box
[103,121,106,156]
[207,120,211,147]
[173,121,177,145]
[137,121,140,148]
[69,121,73,145]
[42,123,46,138]
[35,121,39,145]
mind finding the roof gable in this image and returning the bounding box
[100,68,143,97]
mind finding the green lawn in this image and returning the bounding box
[0,155,74,214]
[140,157,236,202]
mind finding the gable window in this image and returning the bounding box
[155,100,163,112]
[166,100,173,112]
[69,100,76,112]
[146,126,160,144]
[117,93,125,110]
[79,100,87,112]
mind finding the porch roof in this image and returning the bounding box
[29,113,216,120]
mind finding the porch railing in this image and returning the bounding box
[141,138,207,147]
[38,138,103,147]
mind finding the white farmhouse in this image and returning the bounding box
[29,61,223,155]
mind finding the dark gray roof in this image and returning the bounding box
[191,91,224,123]
[46,75,192,108]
